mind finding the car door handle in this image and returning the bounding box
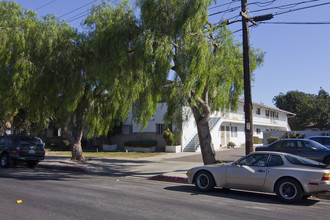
[257,169,265,173]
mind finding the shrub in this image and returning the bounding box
[281,132,305,139]
[227,141,236,148]
[124,140,157,148]
[267,136,280,144]
[253,136,263,144]
[163,128,174,146]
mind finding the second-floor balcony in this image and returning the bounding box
[219,110,288,126]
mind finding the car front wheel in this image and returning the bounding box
[195,171,215,192]
[275,178,303,203]
[0,153,10,168]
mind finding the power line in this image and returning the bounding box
[250,0,325,13]
[209,6,240,17]
[209,0,240,10]
[67,11,92,23]
[59,0,98,18]
[275,2,330,16]
[210,0,325,18]
[250,0,277,7]
[232,20,330,34]
[65,0,115,23]
[213,0,330,27]
[34,0,56,11]
[260,21,330,24]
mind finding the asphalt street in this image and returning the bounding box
[1,168,330,220]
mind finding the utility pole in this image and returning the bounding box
[241,0,254,155]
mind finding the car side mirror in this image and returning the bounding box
[233,161,240,166]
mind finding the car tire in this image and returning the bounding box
[27,160,39,169]
[195,171,215,192]
[324,157,330,165]
[0,153,10,168]
[275,178,303,203]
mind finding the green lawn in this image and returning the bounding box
[46,150,165,159]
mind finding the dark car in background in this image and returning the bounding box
[0,135,45,168]
[255,139,330,165]
[306,136,330,149]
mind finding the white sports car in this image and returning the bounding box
[186,151,330,203]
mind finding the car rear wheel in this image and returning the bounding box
[0,153,10,168]
[275,178,303,203]
[195,171,215,192]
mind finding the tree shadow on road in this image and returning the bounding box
[164,185,320,206]
[0,167,85,181]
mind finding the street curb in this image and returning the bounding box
[39,164,89,173]
[61,166,89,173]
[149,175,188,183]
[315,192,330,200]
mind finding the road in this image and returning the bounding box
[1,168,329,220]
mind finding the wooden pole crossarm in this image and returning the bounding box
[240,11,258,25]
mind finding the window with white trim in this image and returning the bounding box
[231,126,237,137]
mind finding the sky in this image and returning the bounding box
[7,0,330,107]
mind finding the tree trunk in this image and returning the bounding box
[62,107,85,161]
[191,104,217,165]
[62,127,85,161]
[196,120,217,165]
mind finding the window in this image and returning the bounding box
[239,154,269,167]
[266,110,279,119]
[231,126,237,137]
[256,108,261,115]
[268,155,284,167]
[265,110,270,117]
[285,154,325,168]
[284,141,295,149]
[272,140,295,149]
[256,128,261,134]
[324,138,330,145]
[122,125,133,134]
[156,124,172,134]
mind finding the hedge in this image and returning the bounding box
[124,140,157,148]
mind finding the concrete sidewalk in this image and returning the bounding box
[39,151,204,180]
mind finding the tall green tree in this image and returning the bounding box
[0,1,50,132]
[313,89,330,130]
[137,0,264,164]
[273,89,330,130]
[53,1,151,160]
[0,1,151,160]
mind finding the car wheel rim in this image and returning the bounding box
[197,174,209,189]
[1,157,7,167]
[279,182,297,200]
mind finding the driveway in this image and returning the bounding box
[165,147,246,163]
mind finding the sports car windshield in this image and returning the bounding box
[285,154,326,168]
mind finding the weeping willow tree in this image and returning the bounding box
[136,0,264,164]
[1,1,263,163]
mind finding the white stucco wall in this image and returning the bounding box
[121,100,293,152]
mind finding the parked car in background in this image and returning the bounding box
[0,135,45,168]
[306,136,330,149]
[187,152,330,203]
[255,139,330,165]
